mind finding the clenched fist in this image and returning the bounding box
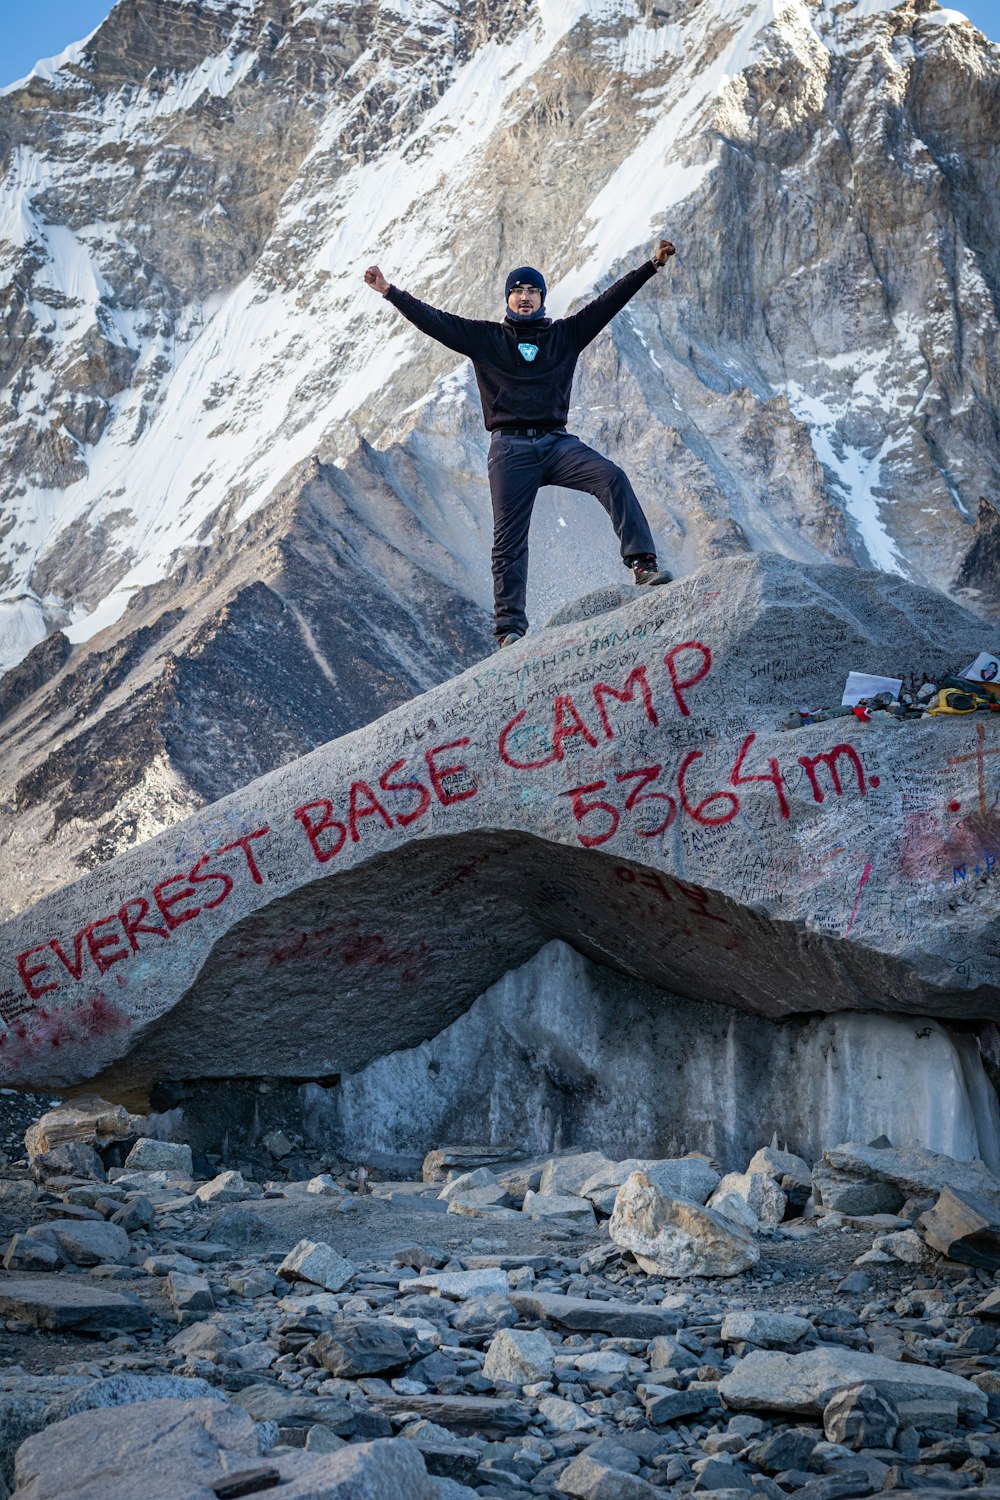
[364,265,390,295]
[652,238,676,267]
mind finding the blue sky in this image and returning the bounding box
[0,0,997,88]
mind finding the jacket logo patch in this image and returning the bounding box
[517,343,539,363]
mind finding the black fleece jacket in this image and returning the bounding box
[385,260,659,432]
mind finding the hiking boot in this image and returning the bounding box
[627,553,672,586]
[497,631,525,650]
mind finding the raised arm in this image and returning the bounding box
[364,264,492,360]
[562,238,675,350]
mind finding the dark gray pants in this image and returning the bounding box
[487,429,657,639]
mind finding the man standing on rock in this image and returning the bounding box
[364,239,676,648]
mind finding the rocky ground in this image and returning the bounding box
[2,1103,1000,1498]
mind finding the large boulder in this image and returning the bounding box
[720,1347,987,1421]
[1,555,998,1095]
[814,1142,1000,1213]
[609,1170,759,1277]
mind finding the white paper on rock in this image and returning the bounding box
[960,652,1000,684]
[841,671,903,706]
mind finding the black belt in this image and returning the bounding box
[494,426,565,438]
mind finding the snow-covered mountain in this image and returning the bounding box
[1,0,998,910]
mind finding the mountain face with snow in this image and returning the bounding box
[0,0,998,911]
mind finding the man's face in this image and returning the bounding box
[508,283,543,314]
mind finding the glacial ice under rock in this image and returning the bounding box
[324,940,1000,1174]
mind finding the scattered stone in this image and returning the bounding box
[539,1152,614,1198]
[37,1219,130,1267]
[308,1319,414,1377]
[482,1328,555,1387]
[365,1392,532,1438]
[746,1147,811,1188]
[640,1387,710,1425]
[230,1384,354,1434]
[719,1347,987,1421]
[708,1192,759,1234]
[538,1395,599,1432]
[409,1269,509,1300]
[30,1143,105,1183]
[555,1447,659,1498]
[921,1185,1000,1269]
[166,1271,215,1321]
[195,1170,255,1204]
[815,1143,1000,1216]
[510,1291,683,1339]
[24,1098,134,1160]
[580,1157,720,1215]
[109,1197,155,1233]
[709,1172,786,1227]
[2,1236,61,1273]
[721,1311,815,1350]
[170,1322,234,1358]
[306,1174,345,1196]
[449,1295,518,1338]
[746,1427,818,1474]
[0,1277,151,1333]
[691,1455,754,1493]
[53,1373,224,1421]
[422,1147,525,1183]
[11,1397,259,1500]
[210,1466,281,1500]
[123,1138,193,1175]
[262,1129,294,1159]
[522,1190,596,1224]
[823,1382,899,1449]
[609,1172,760,1277]
[277,1240,355,1292]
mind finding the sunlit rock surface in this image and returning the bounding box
[0,555,998,1098]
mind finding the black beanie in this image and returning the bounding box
[505,266,547,300]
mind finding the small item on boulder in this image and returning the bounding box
[841,671,903,707]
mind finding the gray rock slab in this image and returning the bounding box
[0,1277,151,1333]
[267,1439,440,1499]
[24,1099,134,1158]
[10,1397,260,1500]
[38,1218,130,1266]
[166,1271,215,1319]
[307,1319,414,1377]
[482,1327,555,1386]
[124,1138,193,1174]
[410,1268,508,1300]
[510,1291,683,1338]
[555,1449,659,1498]
[231,1384,354,1434]
[721,1312,815,1349]
[52,1373,224,1421]
[2,558,999,1096]
[582,1157,720,1214]
[423,1147,527,1183]
[278,1240,354,1292]
[365,1392,532,1437]
[819,1143,1000,1210]
[719,1347,987,1421]
[539,1152,614,1197]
